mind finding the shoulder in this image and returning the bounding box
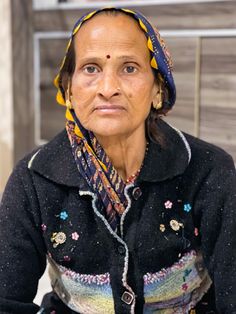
[5,130,68,189]
[23,129,68,166]
[13,129,82,188]
[14,129,68,171]
[184,132,235,172]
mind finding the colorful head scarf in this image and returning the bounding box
[54,8,177,230]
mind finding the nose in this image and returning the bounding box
[98,71,120,100]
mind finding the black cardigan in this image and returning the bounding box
[0,120,236,314]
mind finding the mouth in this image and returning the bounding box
[93,105,125,113]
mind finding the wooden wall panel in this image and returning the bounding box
[34,1,236,32]
[200,37,236,161]
[40,38,66,140]
[11,0,35,161]
[149,1,236,30]
[164,37,197,135]
[40,89,65,140]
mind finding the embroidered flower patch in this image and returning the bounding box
[164,200,173,209]
[41,224,47,232]
[63,255,71,262]
[51,232,66,248]
[183,203,192,212]
[159,224,165,232]
[59,211,69,220]
[72,232,79,241]
[170,219,183,231]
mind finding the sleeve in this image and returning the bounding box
[0,161,47,314]
[195,154,236,314]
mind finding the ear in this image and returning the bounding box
[65,79,73,109]
[152,81,163,110]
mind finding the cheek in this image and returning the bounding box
[139,85,155,102]
[124,82,154,111]
[72,74,98,94]
[127,76,155,97]
[71,78,97,106]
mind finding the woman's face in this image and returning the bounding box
[70,13,159,140]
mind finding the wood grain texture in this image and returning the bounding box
[11,0,35,162]
[40,38,68,140]
[41,88,65,140]
[164,37,197,135]
[34,1,236,31]
[200,107,236,155]
[200,37,236,161]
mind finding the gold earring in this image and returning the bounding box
[152,98,162,110]
[66,81,73,109]
[152,88,163,110]
[66,98,73,110]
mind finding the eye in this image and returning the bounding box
[83,65,99,74]
[124,65,137,74]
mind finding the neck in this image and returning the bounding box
[95,129,147,182]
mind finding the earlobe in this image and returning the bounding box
[66,80,73,109]
[152,85,163,110]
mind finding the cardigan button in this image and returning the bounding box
[121,291,134,305]
[132,187,142,200]
[118,245,126,255]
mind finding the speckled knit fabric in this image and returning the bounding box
[0,120,236,313]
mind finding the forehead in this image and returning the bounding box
[73,13,149,57]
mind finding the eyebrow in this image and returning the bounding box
[117,55,139,60]
[77,55,140,64]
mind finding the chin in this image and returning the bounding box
[88,120,131,138]
[92,125,132,138]
[92,128,127,138]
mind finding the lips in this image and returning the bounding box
[94,104,125,111]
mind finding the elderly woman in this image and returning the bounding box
[0,7,235,314]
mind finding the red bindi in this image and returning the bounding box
[106,55,111,59]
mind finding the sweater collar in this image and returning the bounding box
[139,119,191,182]
[29,119,191,187]
[29,129,86,188]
